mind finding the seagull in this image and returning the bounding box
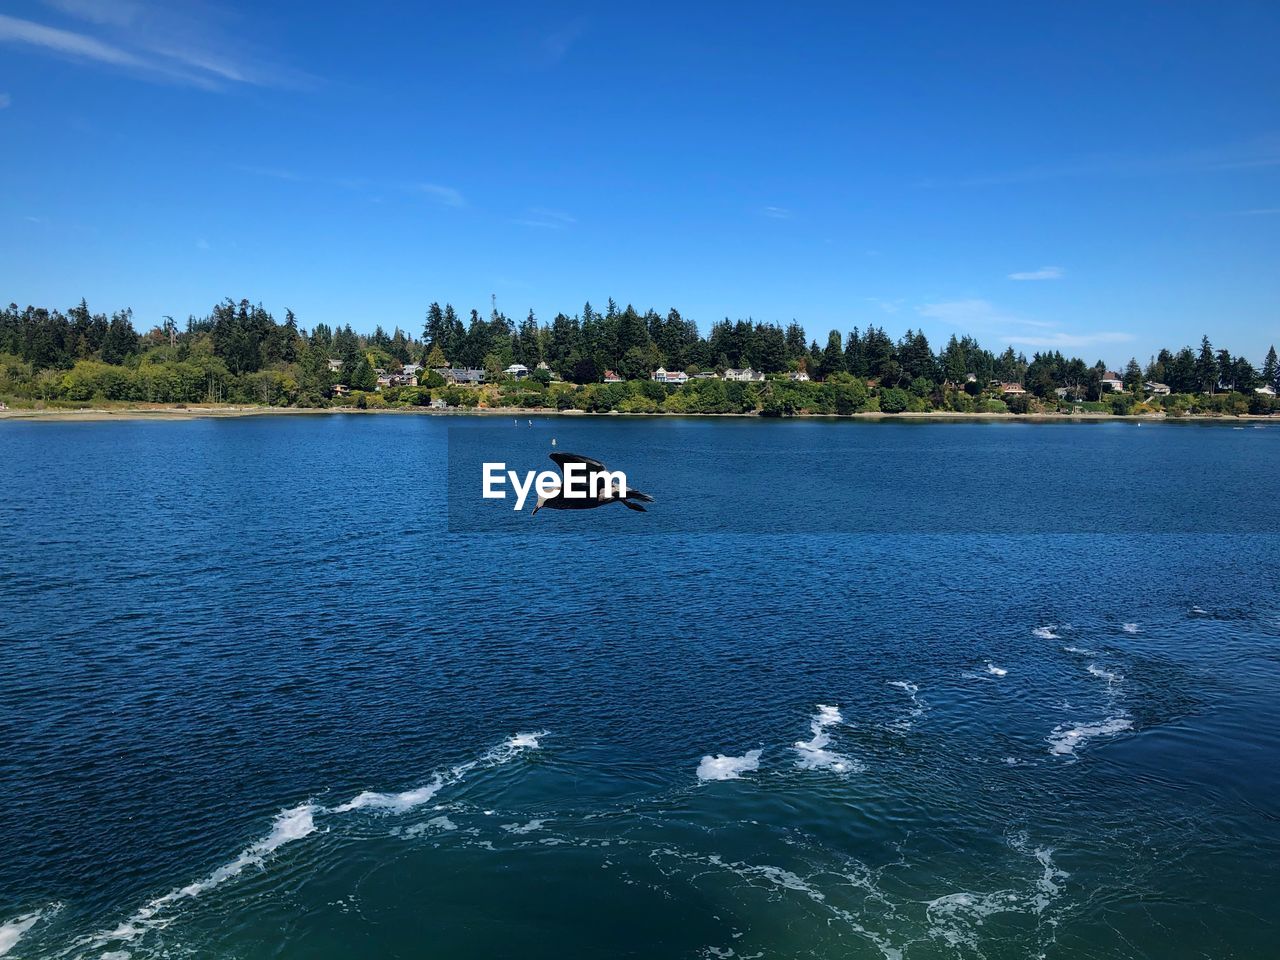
[531,453,654,516]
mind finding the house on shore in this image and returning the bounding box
[1000,382,1026,396]
[788,371,810,382]
[436,367,486,385]
[652,367,689,385]
[1145,381,1171,396]
[1257,385,1277,397]
[326,359,343,373]
[724,367,765,382]
[504,363,529,380]
[603,370,624,383]
[1101,370,1124,392]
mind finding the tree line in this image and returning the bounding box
[2,297,1277,414]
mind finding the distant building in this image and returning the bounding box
[787,371,810,382]
[1257,385,1277,397]
[1000,382,1026,395]
[1145,381,1171,396]
[332,384,350,396]
[603,370,624,383]
[651,367,688,385]
[436,368,486,385]
[692,371,719,379]
[724,367,765,382]
[429,397,449,409]
[327,359,343,373]
[376,374,393,390]
[1101,371,1124,392]
[504,363,529,379]
[402,362,423,377]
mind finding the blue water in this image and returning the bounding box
[1,415,1278,959]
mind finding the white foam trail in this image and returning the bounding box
[501,818,550,835]
[1087,664,1122,685]
[697,749,762,781]
[1032,626,1059,640]
[88,730,547,949]
[0,908,52,957]
[1047,717,1133,756]
[985,663,1007,677]
[94,804,317,944]
[794,704,858,773]
[1121,622,1140,634]
[1190,606,1208,616]
[334,777,443,814]
[885,681,926,732]
[1062,645,1095,655]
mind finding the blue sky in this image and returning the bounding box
[2,0,1278,366]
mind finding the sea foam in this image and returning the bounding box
[0,908,53,957]
[1121,622,1140,634]
[985,663,1007,677]
[335,777,443,814]
[1047,717,1133,756]
[1032,626,1060,640]
[697,750,762,781]
[794,704,858,773]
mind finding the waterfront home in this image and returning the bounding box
[326,359,343,373]
[1000,382,1026,395]
[1145,381,1171,396]
[376,374,393,390]
[692,372,719,379]
[651,367,689,385]
[724,367,765,382]
[332,384,350,396]
[504,363,529,379]
[429,398,449,409]
[1101,370,1124,392]
[603,370,624,383]
[436,368,486,385]
[1258,385,1277,397]
[402,362,423,377]
[788,371,810,382]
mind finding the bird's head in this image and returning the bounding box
[530,482,561,516]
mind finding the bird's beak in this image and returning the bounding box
[530,502,541,516]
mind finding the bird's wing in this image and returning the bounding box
[549,452,609,474]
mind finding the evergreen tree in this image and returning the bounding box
[1263,345,1279,391]
[1124,357,1143,392]
[351,356,377,391]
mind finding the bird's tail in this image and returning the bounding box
[625,488,654,503]
[621,499,647,512]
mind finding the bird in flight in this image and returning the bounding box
[531,452,655,516]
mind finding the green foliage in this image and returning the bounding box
[879,387,910,413]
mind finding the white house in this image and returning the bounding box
[326,359,343,373]
[1145,381,1171,396]
[504,363,529,379]
[724,367,765,382]
[787,371,810,382]
[1101,370,1124,392]
[651,367,688,385]
[1257,385,1277,397]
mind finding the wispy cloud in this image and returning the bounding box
[412,183,466,208]
[1008,266,1064,281]
[0,92,10,109]
[918,299,1131,350]
[512,207,576,229]
[1,3,313,91]
[1005,331,1135,348]
[864,297,903,314]
[237,166,465,209]
[921,135,1280,188]
[761,205,792,220]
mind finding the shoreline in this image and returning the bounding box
[2,404,1275,424]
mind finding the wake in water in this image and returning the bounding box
[1032,625,1060,640]
[1048,660,1133,757]
[885,681,926,733]
[697,750,762,781]
[0,907,59,958]
[793,704,859,774]
[77,732,546,955]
